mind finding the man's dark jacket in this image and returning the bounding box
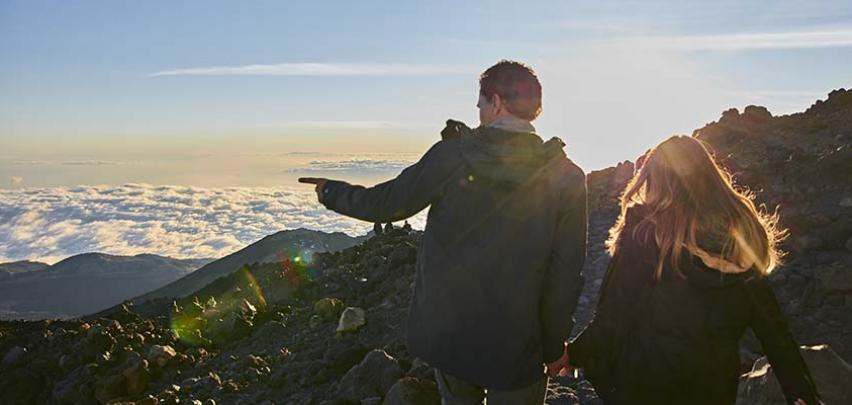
[320,120,587,389]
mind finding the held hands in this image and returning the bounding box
[545,344,570,378]
[298,177,329,204]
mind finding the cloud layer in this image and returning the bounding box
[0,184,428,265]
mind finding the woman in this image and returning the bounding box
[569,136,820,405]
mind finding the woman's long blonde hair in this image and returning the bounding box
[606,135,786,278]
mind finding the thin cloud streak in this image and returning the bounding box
[149,63,471,77]
[289,158,415,173]
[723,90,829,99]
[626,29,852,50]
[259,120,433,130]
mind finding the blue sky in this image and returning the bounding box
[1,0,851,263]
[2,0,852,188]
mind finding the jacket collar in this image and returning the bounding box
[486,115,536,134]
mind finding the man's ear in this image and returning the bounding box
[491,93,504,112]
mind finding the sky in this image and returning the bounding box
[1,0,851,263]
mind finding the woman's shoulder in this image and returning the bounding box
[622,204,654,236]
[625,203,652,221]
[615,204,657,257]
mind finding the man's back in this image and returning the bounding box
[405,123,587,389]
[303,60,587,401]
[319,121,587,389]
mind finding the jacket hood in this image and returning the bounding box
[625,204,758,290]
[680,251,758,289]
[458,125,567,186]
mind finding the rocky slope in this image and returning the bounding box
[119,229,367,309]
[692,89,852,366]
[0,254,213,321]
[0,89,850,405]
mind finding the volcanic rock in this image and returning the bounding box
[336,307,367,333]
[383,377,440,405]
[147,344,177,367]
[2,345,27,367]
[314,297,344,320]
[337,349,405,402]
[123,354,150,397]
[737,345,852,404]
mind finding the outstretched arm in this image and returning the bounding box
[747,277,820,405]
[300,140,460,223]
[569,209,656,370]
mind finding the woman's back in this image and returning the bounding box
[622,239,757,403]
[571,205,818,404]
[571,136,819,404]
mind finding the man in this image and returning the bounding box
[300,60,587,404]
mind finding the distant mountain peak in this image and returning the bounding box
[0,253,211,320]
[0,260,50,274]
[114,228,366,310]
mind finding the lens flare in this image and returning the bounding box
[169,265,269,346]
[169,244,316,346]
[277,248,313,289]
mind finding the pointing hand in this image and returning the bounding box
[298,177,329,204]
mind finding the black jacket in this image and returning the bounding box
[321,120,588,389]
[570,205,820,405]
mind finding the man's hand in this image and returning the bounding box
[545,344,570,378]
[298,177,329,204]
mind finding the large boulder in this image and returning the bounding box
[337,349,404,402]
[383,377,440,405]
[324,339,369,374]
[737,345,852,404]
[336,307,366,333]
[121,352,150,397]
[2,346,27,367]
[51,364,97,404]
[147,344,177,367]
[314,297,344,320]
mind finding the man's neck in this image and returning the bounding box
[486,115,536,134]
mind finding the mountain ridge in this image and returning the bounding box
[0,253,214,321]
[0,260,50,275]
[120,228,368,308]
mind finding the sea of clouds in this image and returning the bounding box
[0,183,428,265]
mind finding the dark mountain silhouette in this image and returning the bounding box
[0,260,50,276]
[0,253,213,321]
[0,90,850,405]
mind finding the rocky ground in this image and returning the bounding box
[0,89,850,405]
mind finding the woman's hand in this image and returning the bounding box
[545,345,570,377]
[793,399,807,405]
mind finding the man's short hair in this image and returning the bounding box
[479,60,543,121]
